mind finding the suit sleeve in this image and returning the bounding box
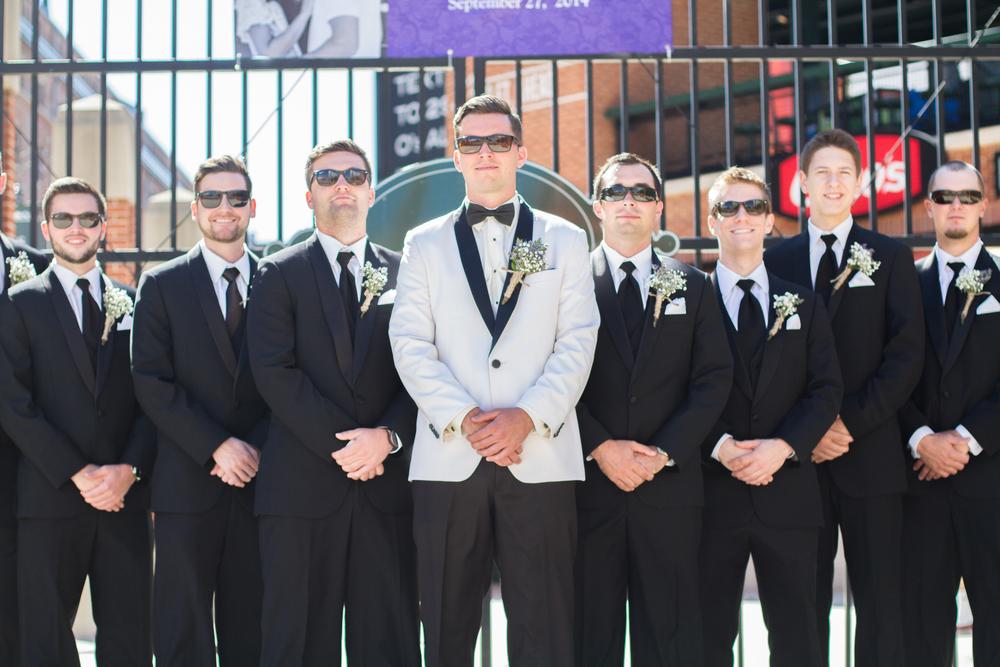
[839,244,925,439]
[247,260,358,461]
[130,272,231,466]
[576,400,614,458]
[956,378,1000,457]
[0,296,89,487]
[774,298,844,458]
[650,280,734,469]
[119,410,156,475]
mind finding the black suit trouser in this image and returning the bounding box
[0,447,17,666]
[153,490,262,667]
[902,486,1000,667]
[575,497,702,667]
[815,465,904,667]
[257,485,420,667]
[18,509,152,667]
[700,514,821,667]
[413,459,577,667]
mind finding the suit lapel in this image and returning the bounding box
[826,225,860,321]
[453,207,496,335]
[752,282,784,404]
[0,234,14,294]
[188,246,238,376]
[307,234,354,383]
[44,269,97,396]
[712,273,753,400]
[943,247,995,374]
[233,253,259,383]
[789,233,813,292]
[351,242,381,383]
[918,254,947,367]
[592,248,634,368]
[490,201,535,349]
[632,251,666,376]
[94,276,116,396]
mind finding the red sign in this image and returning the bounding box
[775,133,933,219]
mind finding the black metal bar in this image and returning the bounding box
[794,59,806,231]
[66,0,75,175]
[618,60,628,153]
[135,72,143,253]
[29,73,39,246]
[277,70,284,240]
[827,0,838,127]
[417,67,427,170]
[758,0,771,205]
[515,60,523,120]
[170,70,178,248]
[654,59,665,230]
[98,0,108,196]
[933,59,945,165]
[207,0,214,156]
[724,57,734,166]
[347,68,355,138]
[241,69,249,157]
[551,59,559,172]
[901,59,912,235]
[967,0,980,171]
[473,57,486,96]
[311,68,319,147]
[865,58,878,232]
[585,60,594,196]
[454,57,467,109]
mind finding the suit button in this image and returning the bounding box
[752,413,760,422]
[943,391,951,399]
[629,396,638,405]
[492,359,501,368]
[97,409,104,417]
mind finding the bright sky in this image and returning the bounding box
[43,0,378,244]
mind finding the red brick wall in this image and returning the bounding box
[3,95,16,238]
[102,198,136,286]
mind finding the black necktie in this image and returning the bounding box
[467,202,515,226]
[222,267,244,351]
[77,277,103,372]
[337,251,358,342]
[618,261,645,356]
[814,233,838,304]
[944,261,965,337]
[736,278,765,386]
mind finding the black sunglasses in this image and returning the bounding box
[712,199,771,217]
[599,184,660,203]
[455,134,519,154]
[311,168,369,187]
[196,190,251,208]
[48,212,103,229]
[930,190,983,205]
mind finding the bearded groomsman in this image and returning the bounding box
[248,140,420,666]
[701,167,842,667]
[900,161,1000,667]
[764,129,924,667]
[0,177,154,666]
[131,155,268,666]
[390,95,599,667]
[574,152,732,667]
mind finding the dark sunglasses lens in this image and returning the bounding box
[743,199,769,215]
[198,191,224,208]
[631,186,659,202]
[931,191,955,205]
[715,201,740,217]
[226,190,251,207]
[48,212,73,229]
[49,212,101,228]
[600,185,628,201]
[959,190,984,204]
[343,169,368,186]
[77,213,103,228]
[456,136,484,154]
[486,135,515,152]
[313,170,335,187]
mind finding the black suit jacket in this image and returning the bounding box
[247,234,416,518]
[131,245,270,514]
[0,268,153,518]
[765,225,924,497]
[900,248,1000,498]
[576,248,733,509]
[702,271,843,529]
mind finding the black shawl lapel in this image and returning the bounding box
[307,234,354,383]
[188,245,239,376]
[917,254,947,367]
[351,242,382,383]
[453,206,496,335]
[943,247,995,374]
[592,248,634,369]
[826,224,861,321]
[753,280,785,405]
[712,272,753,400]
[44,268,97,396]
[632,251,667,377]
[490,200,535,350]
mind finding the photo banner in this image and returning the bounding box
[387,0,672,58]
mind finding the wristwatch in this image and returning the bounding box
[382,428,402,454]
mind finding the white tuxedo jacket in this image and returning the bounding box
[389,201,599,483]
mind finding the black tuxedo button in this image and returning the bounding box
[943,391,951,399]
[491,359,501,368]
[629,396,638,405]
[752,413,760,422]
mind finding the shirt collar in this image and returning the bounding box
[316,230,369,268]
[934,239,984,272]
[199,239,251,284]
[716,260,769,300]
[601,241,653,279]
[807,215,853,250]
[464,194,520,228]
[51,260,103,298]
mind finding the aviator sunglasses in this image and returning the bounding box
[455,134,519,154]
[47,212,103,229]
[196,190,251,208]
[930,190,984,205]
[712,199,771,217]
[311,168,370,187]
[599,184,660,203]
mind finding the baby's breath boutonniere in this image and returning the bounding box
[5,251,37,286]
[768,291,804,339]
[501,238,548,304]
[101,286,133,344]
[359,261,388,317]
[647,266,686,327]
[956,268,992,323]
[831,242,880,292]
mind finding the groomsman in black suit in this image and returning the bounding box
[0,177,154,666]
[575,153,732,667]
[900,161,1000,667]
[0,152,48,666]
[247,140,419,666]
[764,129,924,667]
[701,167,842,667]
[131,155,268,666]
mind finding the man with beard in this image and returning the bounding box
[0,177,154,666]
[131,155,268,666]
[248,140,420,665]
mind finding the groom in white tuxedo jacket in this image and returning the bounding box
[390,95,599,667]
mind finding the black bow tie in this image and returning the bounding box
[467,202,515,227]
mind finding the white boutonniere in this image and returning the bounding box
[647,265,686,327]
[956,268,992,323]
[359,261,388,317]
[5,251,37,286]
[501,238,548,304]
[101,286,134,344]
[831,242,880,292]
[768,291,804,339]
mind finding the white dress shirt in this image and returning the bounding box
[51,261,103,332]
[316,230,367,299]
[468,195,520,315]
[601,241,653,308]
[198,240,251,320]
[908,239,987,459]
[807,216,853,288]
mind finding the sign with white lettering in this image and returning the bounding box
[377,70,449,180]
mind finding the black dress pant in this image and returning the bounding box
[575,499,702,667]
[700,515,821,667]
[18,509,152,667]
[902,487,1000,667]
[815,465,904,667]
[0,449,18,665]
[153,491,262,667]
[258,485,420,667]
[413,460,578,667]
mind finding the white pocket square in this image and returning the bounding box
[116,314,133,331]
[976,294,1000,315]
[848,272,875,288]
[663,297,686,315]
[377,289,396,306]
[785,314,801,330]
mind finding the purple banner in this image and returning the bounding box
[387,0,672,58]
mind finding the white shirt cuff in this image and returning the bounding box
[909,426,935,459]
[519,406,551,438]
[444,406,478,441]
[656,447,677,467]
[956,424,983,456]
[711,434,733,462]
